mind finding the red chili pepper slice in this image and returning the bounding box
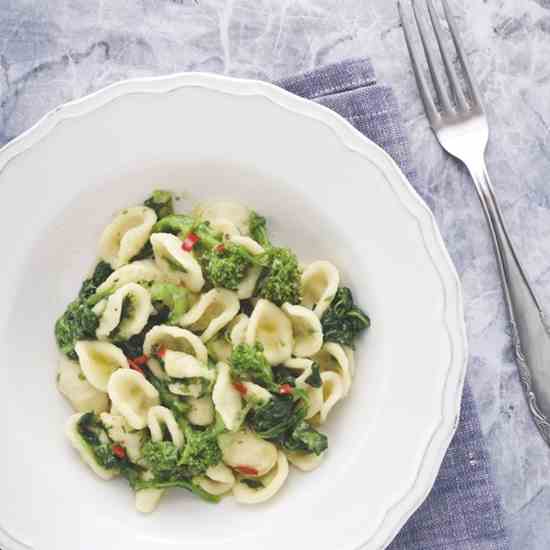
[233,381,248,396]
[128,360,144,375]
[132,354,149,366]
[279,383,293,395]
[215,244,225,253]
[235,465,259,476]
[156,345,167,358]
[182,233,199,251]
[112,444,126,459]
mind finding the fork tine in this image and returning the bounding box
[440,0,483,109]
[411,0,453,114]
[426,0,468,111]
[398,0,440,126]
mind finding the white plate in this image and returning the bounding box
[0,74,467,550]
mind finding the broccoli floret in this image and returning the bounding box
[230,343,274,389]
[144,190,174,219]
[141,440,180,480]
[202,243,263,290]
[79,261,113,299]
[153,215,221,250]
[249,211,270,248]
[283,420,328,456]
[55,299,99,359]
[321,287,370,348]
[150,282,189,324]
[256,247,301,306]
[178,425,223,477]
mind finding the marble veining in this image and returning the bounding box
[1,1,550,548]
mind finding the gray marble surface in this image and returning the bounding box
[1,0,549,548]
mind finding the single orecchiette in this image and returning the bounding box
[163,350,215,381]
[65,413,118,480]
[313,343,353,396]
[99,206,157,268]
[300,260,340,318]
[96,282,153,341]
[97,259,165,293]
[151,233,205,292]
[147,406,184,449]
[245,299,293,365]
[143,325,208,363]
[187,396,215,426]
[319,371,345,423]
[135,470,163,514]
[75,341,128,392]
[194,462,235,496]
[179,288,239,342]
[241,381,272,405]
[286,450,325,472]
[230,314,249,346]
[281,303,323,357]
[233,450,289,504]
[57,356,109,414]
[210,218,240,237]
[194,201,251,235]
[212,362,243,431]
[100,412,145,465]
[218,430,278,477]
[108,369,159,430]
[228,235,265,299]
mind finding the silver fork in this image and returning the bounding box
[399,0,550,446]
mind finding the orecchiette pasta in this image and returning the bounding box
[99,206,157,268]
[97,259,164,293]
[135,470,163,514]
[281,303,323,357]
[194,463,235,496]
[143,325,208,363]
[96,282,153,341]
[147,406,184,449]
[108,369,159,430]
[163,350,215,381]
[245,299,293,365]
[319,371,345,423]
[286,450,325,472]
[179,288,239,342]
[65,413,118,480]
[187,396,215,426]
[212,362,243,431]
[232,451,289,504]
[229,314,249,346]
[151,233,205,292]
[218,430,278,476]
[57,356,109,414]
[100,412,144,464]
[313,343,353,396]
[75,341,128,392]
[228,235,265,299]
[241,382,272,405]
[301,260,340,317]
[194,201,251,235]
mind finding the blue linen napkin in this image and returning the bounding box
[277,59,510,550]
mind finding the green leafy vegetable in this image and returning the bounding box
[304,364,322,388]
[247,394,301,439]
[248,211,270,248]
[283,420,328,456]
[147,374,191,419]
[131,240,154,261]
[150,282,189,323]
[272,367,298,387]
[230,343,274,390]
[78,261,113,299]
[321,287,370,348]
[144,190,174,219]
[55,299,99,359]
[133,477,220,503]
[256,247,301,306]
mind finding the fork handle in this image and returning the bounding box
[467,158,550,444]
